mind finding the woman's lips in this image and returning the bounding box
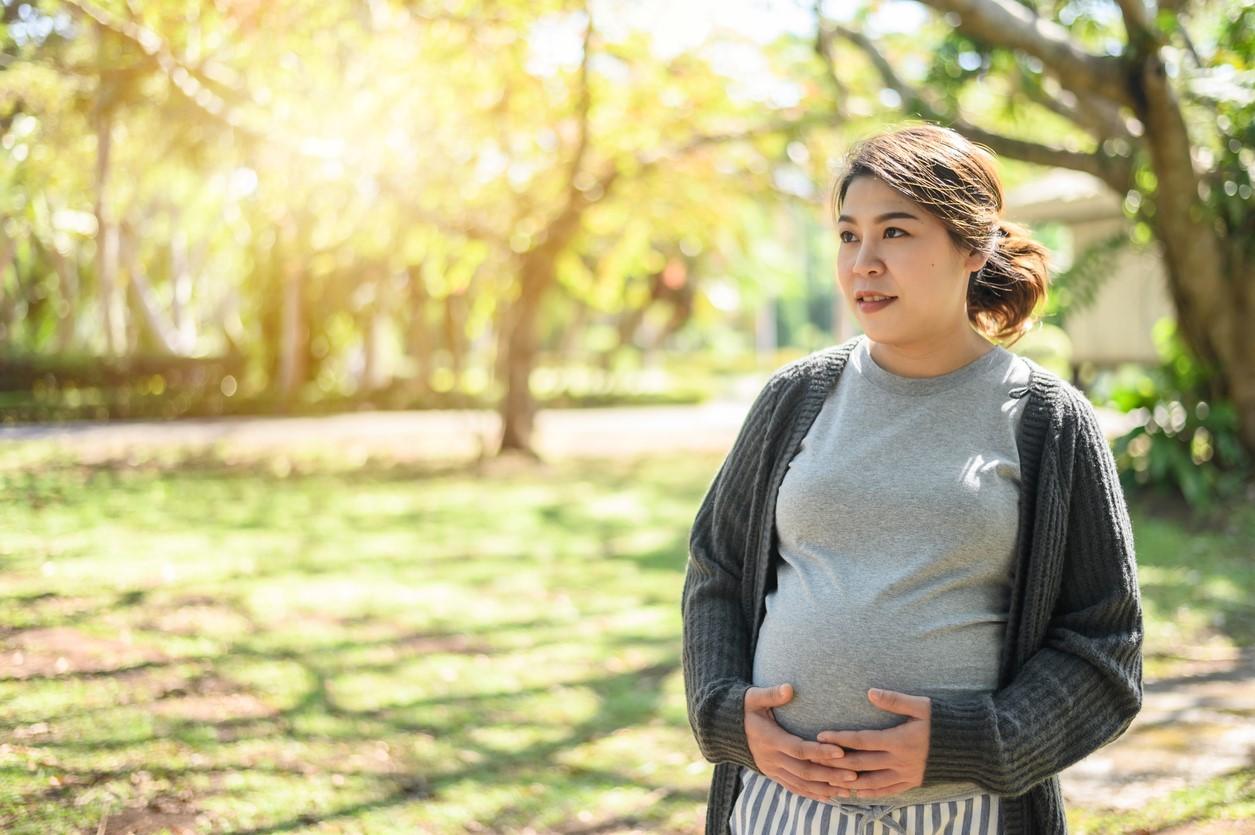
[857,297,897,313]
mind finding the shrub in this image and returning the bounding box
[1108,319,1252,513]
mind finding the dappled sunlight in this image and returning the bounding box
[2,447,1254,829]
[0,451,719,830]
[3,1,1254,827]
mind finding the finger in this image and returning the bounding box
[745,683,794,711]
[842,769,908,791]
[816,729,892,751]
[777,756,857,787]
[829,750,891,772]
[832,781,914,800]
[867,688,932,719]
[784,736,846,764]
[775,772,851,803]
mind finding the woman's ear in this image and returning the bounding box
[965,249,989,276]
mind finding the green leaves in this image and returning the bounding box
[1109,319,1251,514]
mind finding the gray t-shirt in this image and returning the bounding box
[750,333,1032,805]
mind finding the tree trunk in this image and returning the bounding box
[362,308,380,395]
[121,228,182,355]
[277,222,306,403]
[1125,48,1253,455]
[170,228,197,353]
[205,292,238,358]
[652,283,695,351]
[404,265,434,397]
[94,98,125,357]
[497,255,548,455]
[493,15,606,455]
[443,290,469,387]
[360,270,390,395]
[557,299,590,364]
[48,244,80,353]
[0,222,16,348]
[494,187,613,455]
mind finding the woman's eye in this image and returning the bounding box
[839,228,906,243]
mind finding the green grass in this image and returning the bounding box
[1,451,714,834]
[1130,496,1255,680]
[1,447,1251,833]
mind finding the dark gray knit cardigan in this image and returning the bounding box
[681,335,1143,835]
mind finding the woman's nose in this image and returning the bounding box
[852,243,883,276]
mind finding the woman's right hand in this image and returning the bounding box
[744,683,857,802]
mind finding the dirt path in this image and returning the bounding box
[0,401,1142,463]
[0,401,773,463]
[1059,647,1255,812]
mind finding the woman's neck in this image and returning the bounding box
[865,330,995,379]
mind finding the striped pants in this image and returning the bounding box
[730,767,1004,835]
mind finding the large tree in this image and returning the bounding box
[816,0,1255,455]
[5,0,847,446]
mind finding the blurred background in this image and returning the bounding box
[1,0,1252,832]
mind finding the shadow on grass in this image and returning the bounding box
[1,451,719,833]
[8,450,1246,832]
[6,612,691,833]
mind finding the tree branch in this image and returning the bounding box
[66,0,511,249]
[645,109,835,163]
[914,0,1132,107]
[558,6,595,222]
[119,223,182,356]
[1014,57,1136,140]
[827,23,1133,192]
[812,0,850,103]
[63,0,261,136]
[1114,0,1166,52]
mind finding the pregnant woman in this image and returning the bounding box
[681,124,1143,835]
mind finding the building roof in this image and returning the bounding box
[1003,168,1123,225]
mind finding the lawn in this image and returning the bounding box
[1,447,1251,833]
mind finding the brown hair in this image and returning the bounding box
[830,123,1050,345]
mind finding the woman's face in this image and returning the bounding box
[835,175,987,347]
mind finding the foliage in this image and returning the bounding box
[1040,231,1130,327]
[0,349,727,419]
[1108,318,1252,514]
[1,0,889,419]
[5,0,1255,460]
[1005,321,1072,379]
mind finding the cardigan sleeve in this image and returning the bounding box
[681,374,783,772]
[922,388,1144,796]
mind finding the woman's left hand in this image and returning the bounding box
[815,688,931,800]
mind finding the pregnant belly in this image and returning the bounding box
[751,596,1005,740]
